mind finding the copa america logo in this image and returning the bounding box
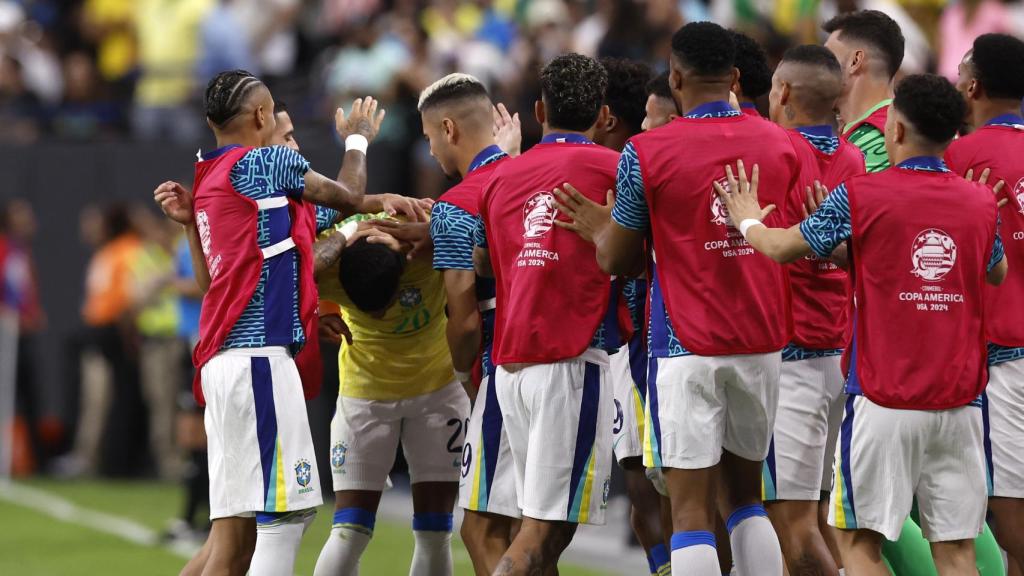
[523,192,558,238]
[1013,177,1024,215]
[910,228,957,281]
[710,178,732,227]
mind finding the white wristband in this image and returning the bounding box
[345,134,368,154]
[338,221,359,242]
[454,370,473,384]
[738,218,765,239]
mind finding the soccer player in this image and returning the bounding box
[945,33,1024,574]
[594,56,671,576]
[716,73,1006,576]
[473,53,622,575]
[154,69,383,576]
[763,45,865,576]
[312,202,467,576]
[730,30,772,118]
[642,72,679,132]
[823,10,904,173]
[416,72,520,575]
[558,22,797,576]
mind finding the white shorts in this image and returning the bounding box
[202,347,322,520]
[458,373,520,518]
[763,355,845,501]
[611,341,646,464]
[330,379,470,492]
[644,353,781,470]
[495,349,614,525]
[984,357,1024,498]
[828,395,987,542]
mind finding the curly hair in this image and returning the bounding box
[204,70,265,127]
[601,58,651,134]
[893,74,965,144]
[970,33,1024,101]
[731,31,771,100]
[540,53,608,132]
[671,22,736,77]
[822,10,904,80]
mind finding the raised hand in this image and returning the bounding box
[713,160,774,225]
[966,167,1009,208]
[153,181,194,225]
[552,183,613,244]
[380,194,430,222]
[335,97,387,143]
[801,180,830,219]
[493,103,522,157]
[367,219,433,260]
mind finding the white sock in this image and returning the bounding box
[838,569,846,576]
[670,531,720,576]
[314,508,376,576]
[409,513,453,576]
[726,504,783,576]
[249,510,312,576]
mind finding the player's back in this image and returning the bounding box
[480,139,619,365]
[784,129,865,350]
[946,120,1024,349]
[844,167,997,409]
[629,113,798,356]
[318,214,453,402]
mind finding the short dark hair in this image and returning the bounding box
[338,237,406,312]
[417,73,490,113]
[274,100,288,115]
[822,10,904,79]
[204,70,266,127]
[600,58,651,134]
[781,44,842,74]
[646,72,673,100]
[671,21,736,77]
[540,53,608,132]
[893,74,965,144]
[730,31,771,99]
[971,33,1024,101]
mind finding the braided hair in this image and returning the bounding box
[204,70,266,127]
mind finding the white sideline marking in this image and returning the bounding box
[0,480,198,558]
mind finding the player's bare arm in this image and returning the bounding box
[357,194,432,222]
[473,246,493,278]
[313,230,347,279]
[303,97,386,212]
[367,219,433,260]
[154,180,211,292]
[553,183,644,276]
[443,269,482,398]
[714,160,811,264]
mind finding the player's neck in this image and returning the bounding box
[778,110,834,131]
[456,137,499,177]
[969,98,1023,131]
[215,129,263,149]
[889,145,943,167]
[542,126,594,141]
[841,78,892,127]
[674,89,732,117]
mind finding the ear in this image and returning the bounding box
[601,105,616,132]
[669,67,683,93]
[968,79,981,101]
[893,117,905,145]
[534,99,545,126]
[779,81,791,107]
[730,68,742,96]
[849,49,865,75]
[442,117,457,144]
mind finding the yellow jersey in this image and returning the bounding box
[318,214,453,401]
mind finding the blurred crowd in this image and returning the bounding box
[2,0,1024,146]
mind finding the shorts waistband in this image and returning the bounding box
[214,346,291,359]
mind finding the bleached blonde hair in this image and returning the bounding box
[417,73,488,112]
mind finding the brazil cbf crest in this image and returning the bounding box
[331,442,348,470]
[710,178,732,227]
[911,229,957,281]
[294,459,313,488]
[398,287,422,309]
[523,192,558,238]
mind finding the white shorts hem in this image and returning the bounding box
[460,503,522,519]
[659,454,723,471]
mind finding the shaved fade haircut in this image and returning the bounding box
[822,10,904,79]
[418,73,490,113]
[779,45,843,119]
[970,33,1024,101]
[205,70,267,127]
[893,74,965,144]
